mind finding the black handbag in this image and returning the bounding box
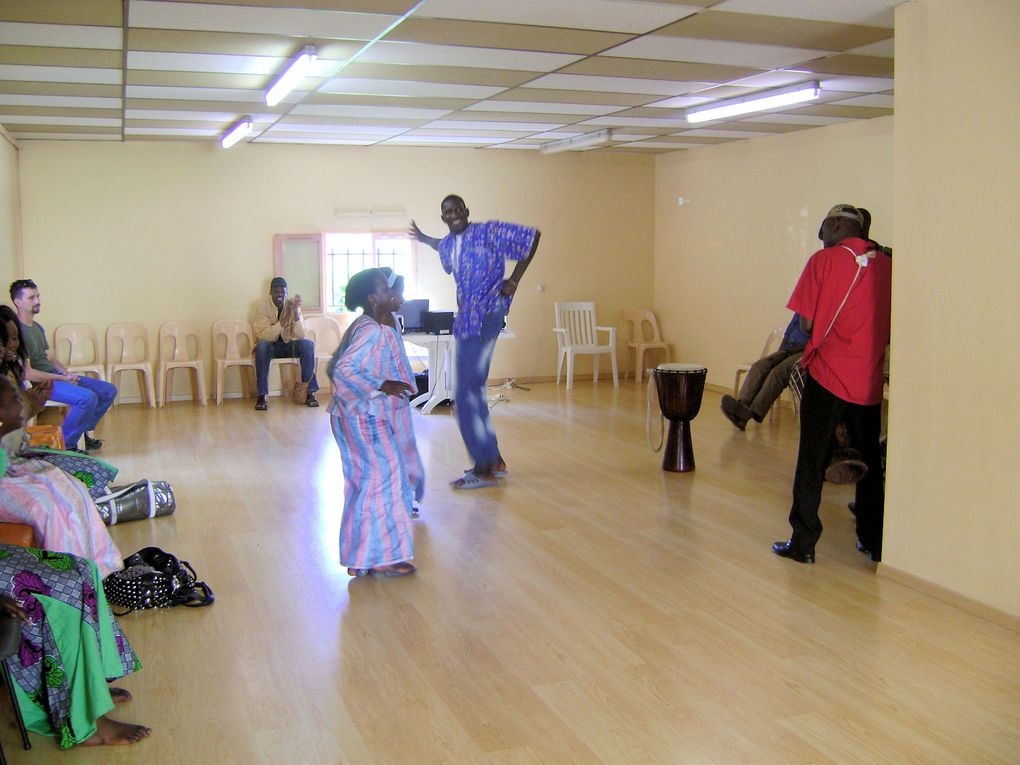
[103,547,214,614]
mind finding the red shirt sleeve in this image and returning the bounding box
[788,250,823,321]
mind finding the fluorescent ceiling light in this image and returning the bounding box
[684,82,820,124]
[220,117,252,148]
[265,45,317,107]
[539,128,612,154]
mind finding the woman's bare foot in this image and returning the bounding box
[81,716,151,746]
[109,687,132,704]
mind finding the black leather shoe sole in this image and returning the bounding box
[772,540,815,564]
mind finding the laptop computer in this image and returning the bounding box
[396,299,429,333]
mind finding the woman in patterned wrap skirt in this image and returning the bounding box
[327,268,423,578]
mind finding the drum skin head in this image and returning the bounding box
[657,363,707,373]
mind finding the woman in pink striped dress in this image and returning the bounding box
[327,268,423,578]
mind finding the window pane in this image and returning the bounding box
[323,231,416,311]
[281,238,321,310]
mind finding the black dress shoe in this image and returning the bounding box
[772,540,815,564]
[856,540,870,554]
[84,435,103,452]
[255,395,268,411]
[720,395,748,430]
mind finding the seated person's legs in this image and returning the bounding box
[74,376,117,449]
[0,544,151,748]
[294,338,319,405]
[48,379,99,448]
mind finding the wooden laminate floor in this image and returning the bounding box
[3,382,1017,764]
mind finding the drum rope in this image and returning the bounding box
[646,374,665,453]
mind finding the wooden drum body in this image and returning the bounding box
[653,364,708,472]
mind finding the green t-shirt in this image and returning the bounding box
[19,320,56,374]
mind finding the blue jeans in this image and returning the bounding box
[254,338,318,396]
[453,311,503,470]
[50,377,117,446]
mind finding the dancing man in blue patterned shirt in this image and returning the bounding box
[410,195,540,490]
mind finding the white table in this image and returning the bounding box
[403,331,515,415]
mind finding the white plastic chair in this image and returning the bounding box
[212,320,256,405]
[733,323,790,420]
[304,315,343,390]
[157,321,208,406]
[553,301,618,390]
[105,322,156,408]
[622,308,671,382]
[52,323,105,380]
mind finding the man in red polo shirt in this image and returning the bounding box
[773,204,892,564]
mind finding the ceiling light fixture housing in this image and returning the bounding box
[539,129,613,155]
[220,117,252,149]
[684,82,821,124]
[265,45,318,107]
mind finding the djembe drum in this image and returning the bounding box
[652,363,708,472]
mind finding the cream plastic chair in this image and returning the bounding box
[52,323,105,380]
[553,301,618,390]
[622,308,671,382]
[733,323,790,420]
[304,315,343,389]
[212,319,257,405]
[105,322,156,408]
[157,321,208,406]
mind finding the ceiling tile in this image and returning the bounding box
[656,10,891,50]
[526,73,708,97]
[0,45,122,68]
[292,103,451,121]
[712,0,899,27]
[490,88,650,107]
[0,64,121,84]
[604,35,831,68]
[464,100,623,116]
[129,0,397,40]
[0,94,120,109]
[339,62,533,88]
[559,56,761,83]
[799,53,894,77]
[0,21,122,49]
[0,0,122,26]
[677,127,774,138]
[385,18,631,55]
[412,0,702,34]
[356,41,584,71]
[319,77,505,100]
[420,118,564,132]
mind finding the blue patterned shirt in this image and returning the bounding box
[438,220,537,339]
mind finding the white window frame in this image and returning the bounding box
[273,230,417,314]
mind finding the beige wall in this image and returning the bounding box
[884,0,1020,616]
[0,130,20,288]
[653,117,894,390]
[19,143,655,395]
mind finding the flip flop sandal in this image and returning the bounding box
[451,472,498,490]
[372,562,416,577]
[347,568,372,577]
